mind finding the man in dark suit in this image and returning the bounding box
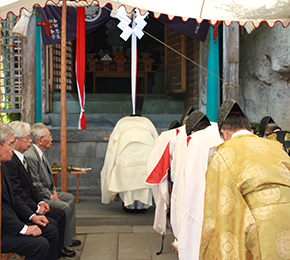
[0,123,59,260]
[2,121,75,258]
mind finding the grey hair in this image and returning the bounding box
[0,123,15,144]
[31,123,47,143]
[9,121,31,139]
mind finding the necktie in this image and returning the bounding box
[42,156,46,167]
[1,166,8,191]
[42,156,51,174]
[23,156,28,170]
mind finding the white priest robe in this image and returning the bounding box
[170,125,188,245]
[146,127,180,235]
[178,123,223,260]
[101,116,158,207]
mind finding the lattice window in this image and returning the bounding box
[47,42,73,92]
[165,26,186,93]
[1,14,22,113]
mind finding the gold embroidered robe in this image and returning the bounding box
[200,134,290,260]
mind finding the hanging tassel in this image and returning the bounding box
[213,23,218,43]
[244,22,256,34]
[12,9,32,37]
[36,8,54,37]
[213,21,222,43]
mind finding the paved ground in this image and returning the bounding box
[76,226,177,260]
[3,198,178,260]
[75,198,156,226]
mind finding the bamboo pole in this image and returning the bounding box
[60,0,67,192]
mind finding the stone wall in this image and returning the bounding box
[47,129,110,198]
[45,114,182,199]
[51,93,184,115]
[240,23,290,129]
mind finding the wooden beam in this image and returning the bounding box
[222,22,240,102]
[60,0,67,192]
[48,46,54,111]
[0,24,2,253]
[21,14,36,124]
[181,34,187,92]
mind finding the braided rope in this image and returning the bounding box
[47,1,99,7]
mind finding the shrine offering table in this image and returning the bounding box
[52,171,87,203]
[86,58,155,93]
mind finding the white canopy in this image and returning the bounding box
[1,0,290,27]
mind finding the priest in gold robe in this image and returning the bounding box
[200,99,290,260]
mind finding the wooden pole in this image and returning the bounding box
[21,13,37,124]
[0,19,2,255]
[222,22,240,102]
[60,0,67,192]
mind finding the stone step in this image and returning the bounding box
[51,93,184,115]
[76,198,155,226]
[45,113,183,130]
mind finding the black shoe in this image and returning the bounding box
[135,208,148,214]
[60,247,76,258]
[122,205,136,213]
[68,239,82,247]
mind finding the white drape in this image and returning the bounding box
[1,0,290,28]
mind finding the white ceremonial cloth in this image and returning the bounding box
[178,123,223,260]
[101,116,158,207]
[2,0,290,28]
[146,128,180,235]
[170,125,188,243]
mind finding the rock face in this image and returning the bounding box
[240,22,290,130]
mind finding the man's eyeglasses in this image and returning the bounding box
[2,142,16,150]
[20,135,32,141]
[41,134,52,140]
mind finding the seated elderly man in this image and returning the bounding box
[24,123,81,249]
[3,121,74,258]
[0,123,59,260]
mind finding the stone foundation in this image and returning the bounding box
[45,114,182,198]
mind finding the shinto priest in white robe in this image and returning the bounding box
[170,124,188,246]
[101,116,158,208]
[178,123,222,260]
[146,127,181,235]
